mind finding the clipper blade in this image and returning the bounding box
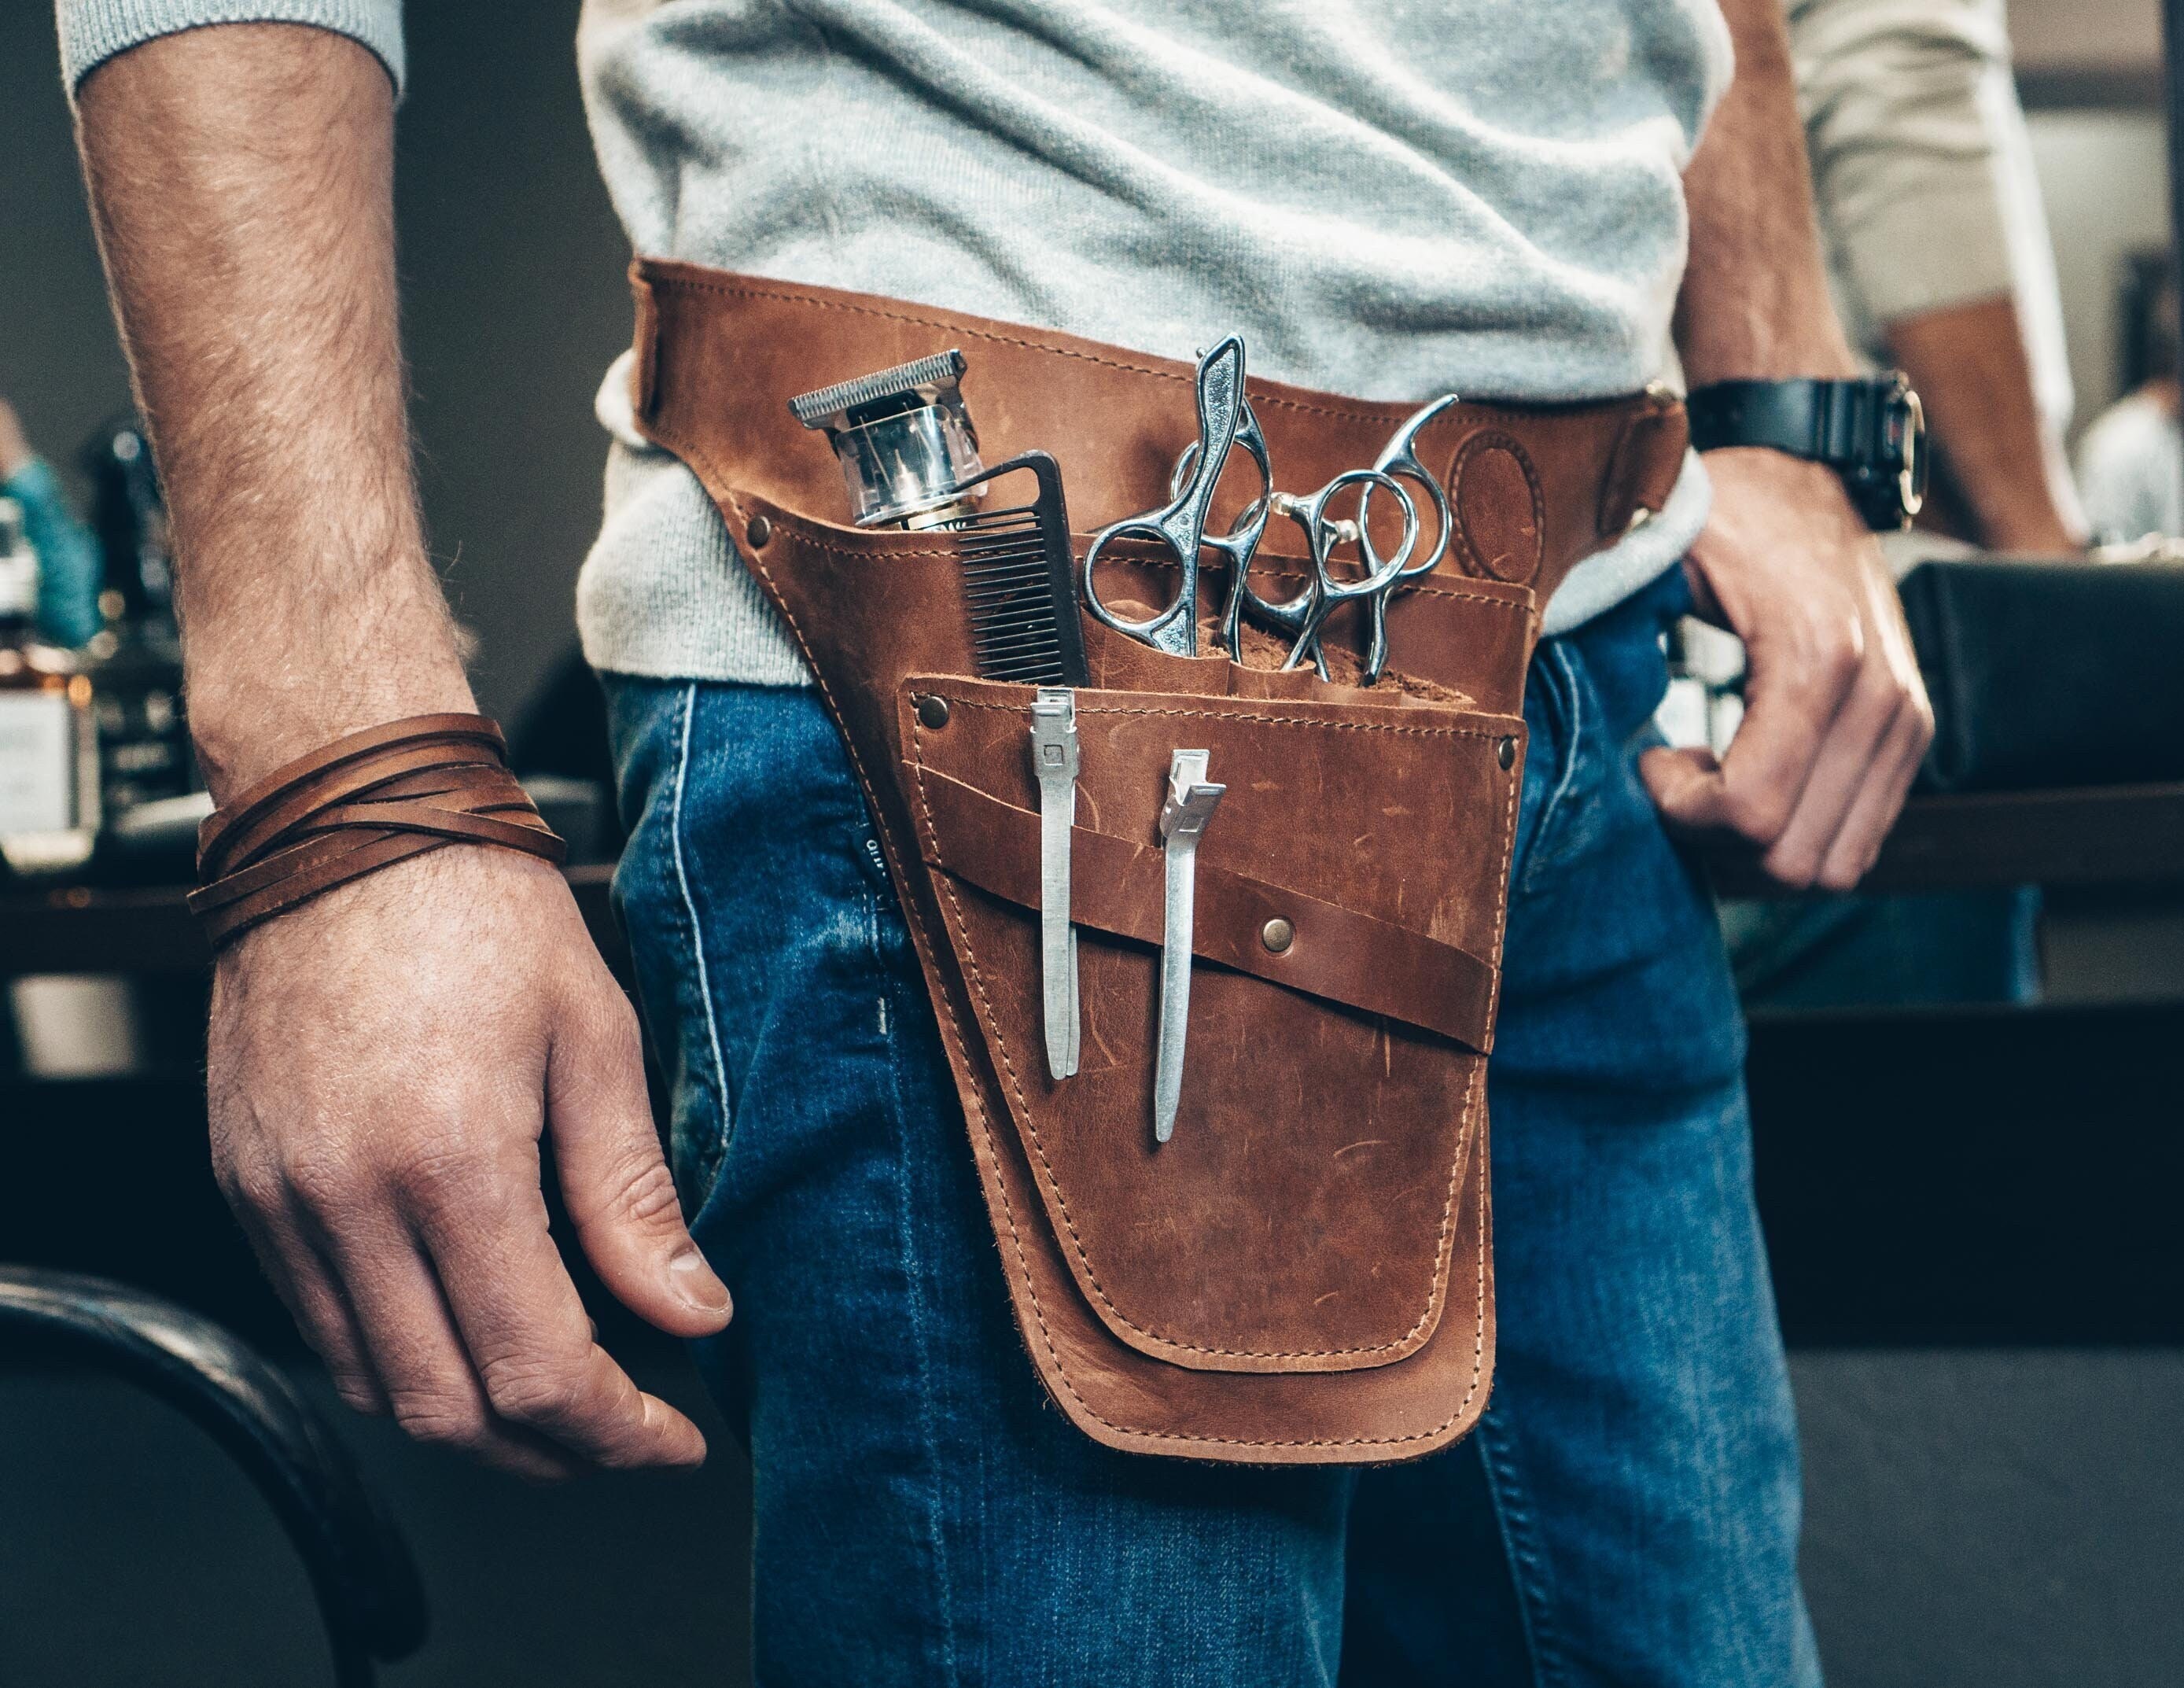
[789,350,970,431]
[788,348,985,527]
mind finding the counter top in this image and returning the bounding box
[8,783,2184,977]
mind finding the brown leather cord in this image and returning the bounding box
[190,713,565,949]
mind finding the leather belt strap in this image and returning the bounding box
[908,762,1497,1052]
[190,713,565,949]
[626,260,1689,610]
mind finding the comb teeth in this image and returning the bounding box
[941,450,1088,687]
[789,350,968,428]
[958,505,1075,684]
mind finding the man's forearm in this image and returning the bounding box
[1651,0,1932,891]
[1886,296,2086,552]
[1677,0,1858,385]
[75,23,470,799]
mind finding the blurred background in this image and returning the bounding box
[2,2,2181,1685]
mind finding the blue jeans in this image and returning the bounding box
[602,566,1819,1686]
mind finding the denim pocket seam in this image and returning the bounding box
[1477,1410,1574,1688]
[669,680,735,1166]
[1519,642,1586,898]
[874,965,966,1682]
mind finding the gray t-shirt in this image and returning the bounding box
[61,0,1729,686]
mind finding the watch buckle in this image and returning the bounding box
[1896,385,1927,528]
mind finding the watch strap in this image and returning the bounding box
[1685,378,1894,463]
[1685,375,1925,530]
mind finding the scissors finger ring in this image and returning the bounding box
[1167,404,1274,661]
[1362,393,1460,582]
[1349,396,1458,682]
[1261,467,1419,676]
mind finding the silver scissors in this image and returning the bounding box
[1083,337,1269,659]
[1209,394,1460,683]
[1236,470,1417,679]
[1351,394,1460,680]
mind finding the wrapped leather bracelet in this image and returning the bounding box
[188,713,567,950]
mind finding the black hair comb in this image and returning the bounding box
[947,451,1089,687]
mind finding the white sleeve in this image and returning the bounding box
[1787,0,2016,324]
[58,0,403,95]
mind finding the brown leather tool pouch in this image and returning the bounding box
[625,261,1685,1465]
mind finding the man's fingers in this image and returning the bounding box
[1813,697,1929,890]
[225,1176,386,1415]
[1709,616,1862,846]
[1639,743,1729,830]
[1755,651,1907,888]
[1806,558,1935,888]
[1644,580,1865,869]
[547,975,732,1340]
[268,1219,387,1415]
[409,1143,708,1470]
[302,1192,576,1482]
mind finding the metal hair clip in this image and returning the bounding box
[1153,749,1225,1144]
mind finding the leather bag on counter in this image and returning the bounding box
[1899,556,2184,794]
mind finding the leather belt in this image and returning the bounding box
[626,260,1689,615]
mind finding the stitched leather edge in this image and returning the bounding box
[1449,431,1548,584]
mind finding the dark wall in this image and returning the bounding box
[0,4,634,724]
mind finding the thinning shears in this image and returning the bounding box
[1217,392,1460,682]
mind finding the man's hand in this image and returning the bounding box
[1661,0,1933,886]
[211,846,730,1479]
[1641,450,1932,890]
[72,23,726,1476]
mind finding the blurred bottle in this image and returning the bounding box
[0,496,101,875]
[77,417,195,817]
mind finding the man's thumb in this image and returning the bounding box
[1639,743,1728,831]
[548,984,732,1338]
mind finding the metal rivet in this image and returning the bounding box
[746,514,772,548]
[1497,735,1516,771]
[1261,917,1295,955]
[915,695,951,730]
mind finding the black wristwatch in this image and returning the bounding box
[1685,374,1928,532]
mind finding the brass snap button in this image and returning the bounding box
[1261,917,1295,954]
[915,695,952,730]
[1497,735,1516,771]
[746,514,772,548]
